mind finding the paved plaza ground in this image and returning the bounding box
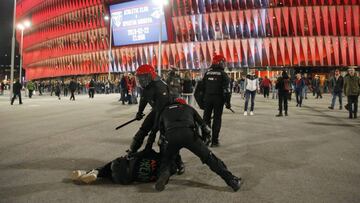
[0,92,359,203]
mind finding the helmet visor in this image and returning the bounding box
[136,74,152,88]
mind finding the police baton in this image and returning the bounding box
[229,108,235,113]
[115,118,138,130]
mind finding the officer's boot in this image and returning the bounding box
[175,154,185,175]
[155,169,171,191]
[129,129,147,153]
[204,152,242,191]
[211,130,220,147]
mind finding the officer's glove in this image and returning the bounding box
[225,102,231,109]
[135,112,144,121]
[126,149,134,158]
[224,92,231,109]
[201,125,212,146]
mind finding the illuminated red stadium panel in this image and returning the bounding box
[16,0,360,80]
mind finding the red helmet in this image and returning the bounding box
[175,98,187,104]
[136,64,157,79]
[136,64,157,88]
[212,54,226,65]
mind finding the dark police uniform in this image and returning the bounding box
[130,77,172,152]
[130,77,185,174]
[155,102,241,191]
[202,64,231,146]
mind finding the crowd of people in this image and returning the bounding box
[2,55,359,192]
[228,68,359,119]
[72,58,359,192]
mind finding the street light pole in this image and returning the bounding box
[19,28,24,84]
[10,0,17,101]
[155,0,168,77]
[106,16,113,81]
[157,15,162,77]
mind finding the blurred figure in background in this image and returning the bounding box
[11,79,23,105]
[69,78,77,101]
[344,67,360,119]
[260,76,271,99]
[166,69,182,99]
[181,71,194,105]
[275,71,290,117]
[328,69,344,110]
[294,73,305,107]
[26,80,35,99]
[244,70,259,116]
[313,75,322,99]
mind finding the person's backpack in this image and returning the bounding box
[283,79,290,91]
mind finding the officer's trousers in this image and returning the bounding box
[159,129,234,183]
[203,94,224,143]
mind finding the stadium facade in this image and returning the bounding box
[16,0,360,80]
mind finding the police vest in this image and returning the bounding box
[204,69,224,95]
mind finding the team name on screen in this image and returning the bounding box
[123,18,152,27]
[124,7,149,15]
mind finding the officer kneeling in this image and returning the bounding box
[155,98,242,192]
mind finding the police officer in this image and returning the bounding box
[128,64,184,174]
[201,55,231,147]
[155,98,242,192]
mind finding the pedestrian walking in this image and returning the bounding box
[260,76,271,99]
[89,79,95,98]
[302,73,310,99]
[10,79,23,105]
[271,76,278,99]
[69,78,77,101]
[55,81,61,100]
[181,71,194,105]
[313,75,322,99]
[294,73,305,107]
[244,70,259,116]
[343,67,360,119]
[328,69,344,110]
[119,74,128,104]
[275,71,290,116]
[26,80,35,98]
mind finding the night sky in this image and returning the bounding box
[0,0,19,67]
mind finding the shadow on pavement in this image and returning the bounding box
[306,122,358,127]
[0,182,65,199]
[3,158,106,171]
